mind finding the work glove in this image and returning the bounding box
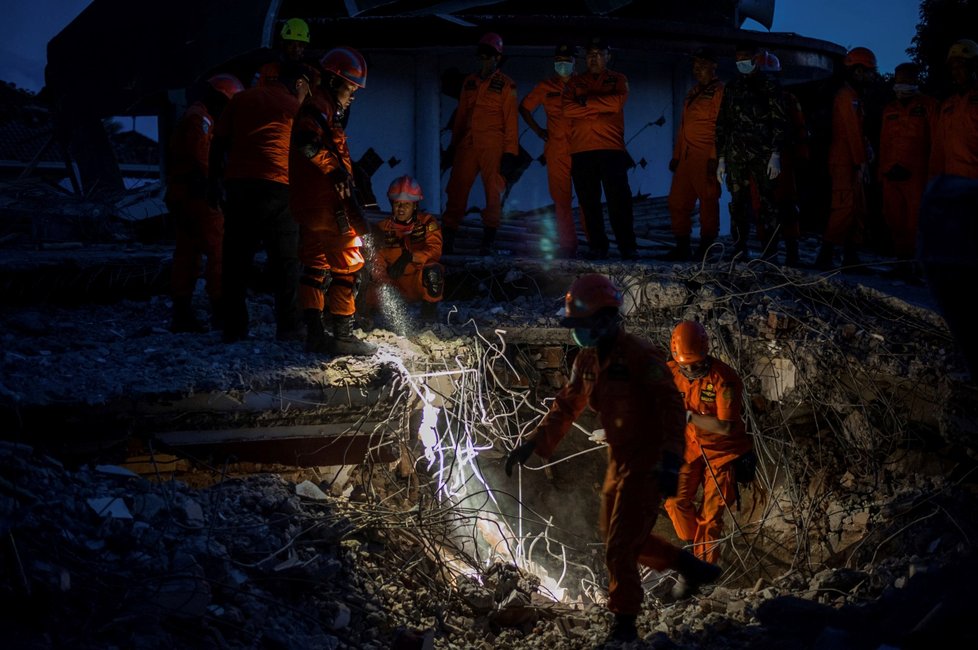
[668,158,679,173]
[657,451,683,498]
[387,250,412,279]
[766,152,781,180]
[505,439,537,477]
[500,152,521,179]
[715,157,726,185]
[883,164,912,182]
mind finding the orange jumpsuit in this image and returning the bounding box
[289,92,367,317]
[443,70,519,230]
[529,330,686,616]
[665,358,752,564]
[824,83,869,247]
[929,82,978,180]
[520,76,576,253]
[165,101,223,302]
[370,212,444,304]
[668,78,724,239]
[879,93,938,259]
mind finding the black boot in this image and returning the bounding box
[671,550,722,600]
[479,227,497,256]
[842,244,862,270]
[304,309,331,353]
[815,242,835,271]
[442,227,458,255]
[694,236,716,261]
[661,235,692,261]
[329,314,377,356]
[170,297,206,333]
[606,613,638,642]
[785,239,800,267]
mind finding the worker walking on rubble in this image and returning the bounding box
[441,32,520,256]
[365,175,444,322]
[505,274,722,643]
[929,39,978,181]
[290,47,376,356]
[209,61,310,343]
[165,73,244,333]
[663,47,724,262]
[519,43,580,259]
[664,320,754,571]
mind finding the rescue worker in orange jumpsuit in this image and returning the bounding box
[816,47,877,271]
[442,33,519,256]
[253,18,310,88]
[664,47,724,262]
[505,274,722,643]
[929,39,978,180]
[519,44,579,259]
[165,73,244,333]
[879,63,938,268]
[664,320,753,569]
[563,37,638,260]
[290,47,376,357]
[368,175,444,321]
[210,61,310,343]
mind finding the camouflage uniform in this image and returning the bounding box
[715,71,788,253]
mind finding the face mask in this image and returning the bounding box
[736,60,756,74]
[554,61,574,77]
[893,83,918,98]
[572,327,599,348]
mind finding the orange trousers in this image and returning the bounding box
[667,152,721,239]
[600,456,681,616]
[824,163,866,246]
[882,177,925,260]
[366,261,444,308]
[544,146,578,252]
[664,455,737,564]
[168,197,223,301]
[298,223,364,316]
[443,139,506,230]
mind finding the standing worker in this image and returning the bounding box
[165,73,244,333]
[505,274,722,643]
[815,47,877,271]
[254,18,311,88]
[879,63,938,271]
[929,39,978,180]
[442,32,519,256]
[209,61,310,343]
[519,43,579,259]
[663,47,724,262]
[290,47,376,357]
[715,42,788,261]
[664,320,754,571]
[562,37,638,260]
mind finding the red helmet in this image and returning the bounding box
[208,73,244,99]
[321,46,367,88]
[560,274,622,326]
[670,320,709,365]
[756,50,781,73]
[844,47,877,70]
[387,175,423,203]
[479,32,504,55]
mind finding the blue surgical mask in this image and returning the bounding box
[572,327,599,347]
[554,61,574,77]
[736,60,756,74]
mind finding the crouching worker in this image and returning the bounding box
[368,175,444,321]
[505,274,722,644]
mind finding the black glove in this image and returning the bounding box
[668,158,679,173]
[388,250,412,279]
[883,164,913,182]
[657,451,683,498]
[505,439,536,477]
[499,152,520,179]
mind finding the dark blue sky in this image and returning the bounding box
[1,2,923,95]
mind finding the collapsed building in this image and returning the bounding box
[2,1,978,649]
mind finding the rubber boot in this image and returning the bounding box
[662,235,692,261]
[304,309,331,354]
[442,227,458,255]
[815,242,835,271]
[694,236,716,262]
[606,613,638,643]
[329,314,377,356]
[784,239,800,268]
[479,227,497,256]
[170,297,206,333]
[671,549,722,600]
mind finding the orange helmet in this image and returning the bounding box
[844,47,877,70]
[207,73,245,99]
[321,46,367,88]
[670,320,709,365]
[479,32,504,55]
[756,50,781,73]
[560,274,622,327]
[387,175,423,203]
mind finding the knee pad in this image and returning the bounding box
[422,263,444,298]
